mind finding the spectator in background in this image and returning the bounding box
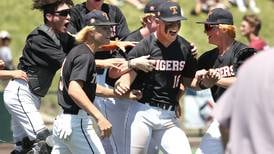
[0,30,14,70]
[191,0,228,16]
[230,0,260,13]
[240,14,268,52]
[214,48,274,154]
[107,0,147,10]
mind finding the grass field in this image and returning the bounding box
[0,0,273,113]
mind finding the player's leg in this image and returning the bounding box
[4,79,50,152]
[195,119,224,154]
[10,117,29,153]
[68,116,105,154]
[94,96,116,153]
[51,114,73,154]
[153,110,192,154]
[107,98,131,154]
[94,70,116,153]
[129,103,153,154]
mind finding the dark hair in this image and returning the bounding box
[243,14,262,36]
[32,0,74,23]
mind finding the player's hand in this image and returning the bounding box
[202,69,221,88]
[114,81,130,96]
[0,60,5,70]
[97,116,112,139]
[190,43,198,59]
[129,55,156,72]
[127,89,142,100]
[195,69,208,81]
[58,114,72,140]
[11,70,28,81]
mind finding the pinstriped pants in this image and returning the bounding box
[3,79,45,142]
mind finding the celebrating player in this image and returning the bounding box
[195,8,256,154]
[3,0,73,153]
[114,1,219,154]
[51,10,141,154]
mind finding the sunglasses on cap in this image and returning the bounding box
[54,9,71,17]
[204,24,219,32]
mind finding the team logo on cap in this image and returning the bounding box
[150,6,155,11]
[170,6,178,15]
[102,12,109,20]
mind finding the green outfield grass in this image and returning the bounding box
[0,0,273,115]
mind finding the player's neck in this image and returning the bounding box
[218,38,234,55]
[155,32,174,47]
[84,42,95,54]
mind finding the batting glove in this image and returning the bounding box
[58,114,72,140]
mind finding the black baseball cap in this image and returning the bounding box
[197,8,233,25]
[143,0,165,14]
[158,1,186,22]
[84,10,118,26]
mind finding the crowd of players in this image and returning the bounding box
[0,0,273,154]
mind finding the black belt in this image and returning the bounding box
[63,109,80,115]
[147,102,176,111]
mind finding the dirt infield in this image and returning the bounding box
[0,143,13,153]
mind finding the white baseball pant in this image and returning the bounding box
[127,102,192,154]
[3,79,46,142]
[51,110,105,154]
[195,119,224,154]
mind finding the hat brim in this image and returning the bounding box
[196,21,233,25]
[90,22,118,26]
[159,16,187,22]
[196,21,220,25]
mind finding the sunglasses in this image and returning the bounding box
[204,24,218,32]
[54,9,71,17]
[164,21,181,28]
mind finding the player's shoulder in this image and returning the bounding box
[176,36,192,51]
[71,2,85,12]
[199,48,219,61]
[102,3,121,11]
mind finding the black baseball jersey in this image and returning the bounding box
[69,2,130,39]
[106,27,145,88]
[198,40,255,101]
[18,25,66,97]
[127,34,197,106]
[58,44,97,113]
[61,2,130,73]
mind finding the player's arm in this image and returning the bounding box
[0,70,28,81]
[215,77,236,88]
[68,80,112,138]
[183,69,221,90]
[108,55,155,79]
[95,58,126,69]
[113,70,138,95]
[96,84,141,100]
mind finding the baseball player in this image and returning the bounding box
[3,0,73,153]
[114,1,220,154]
[51,10,141,154]
[104,1,165,153]
[195,8,256,154]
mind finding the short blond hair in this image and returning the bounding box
[218,24,236,38]
[74,26,95,43]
